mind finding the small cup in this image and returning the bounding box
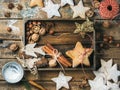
[2,62,24,84]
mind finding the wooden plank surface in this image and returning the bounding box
[0,0,120,90]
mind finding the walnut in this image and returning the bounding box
[9,43,19,51]
[31,34,40,42]
[86,10,94,18]
[4,12,11,17]
[8,3,15,9]
[32,25,41,33]
[93,1,100,9]
[7,27,12,32]
[17,4,23,10]
[39,27,46,35]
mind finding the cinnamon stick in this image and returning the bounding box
[42,44,71,67]
[46,44,71,67]
[29,80,47,90]
[42,46,68,67]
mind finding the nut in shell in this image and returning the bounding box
[49,59,57,67]
[93,1,100,9]
[9,43,19,52]
[32,25,41,33]
[7,27,12,32]
[31,34,40,42]
[102,21,110,28]
[86,10,94,18]
[17,4,23,10]
[39,27,46,35]
[4,12,11,17]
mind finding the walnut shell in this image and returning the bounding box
[93,1,100,9]
[9,43,19,51]
[32,25,41,33]
[86,10,94,18]
[31,33,40,42]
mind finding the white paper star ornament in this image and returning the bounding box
[51,72,72,90]
[108,64,120,83]
[107,81,120,90]
[98,59,113,73]
[42,0,60,18]
[70,0,90,18]
[22,43,45,57]
[88,77,109,90]
[60,0,74,7]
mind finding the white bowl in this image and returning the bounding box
[2,62,24,83]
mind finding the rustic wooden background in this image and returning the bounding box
[0,0,120,90]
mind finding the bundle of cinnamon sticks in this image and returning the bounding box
[42,44,71,67]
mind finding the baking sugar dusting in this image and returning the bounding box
[2,62,24,83]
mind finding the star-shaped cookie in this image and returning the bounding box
[60,0,74,7]
[66,42,93,67]
[70,0,90,18]
[29,0,44,8]
[51,72,72,90]
[42,0,60,18]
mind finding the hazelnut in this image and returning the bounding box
[116,43,120,48]
[9,43,19,51]
[93,1,100,9]
[32,21,37,25]
[7,27,12,32]
[108,40,113,44]
[86,10,94,18]
[8,3,15,9]
[108,36,113,40]
[28,24,33,28]
[103,21,110,28]
[100,43,104,48]
[17,4,23,10]
[37,22,41,25]
[4,12,11,17]
[49,59,57,67]
[49,30,54,35]
[31,33,40,42]
[39,27,46,35]
[103,37,109,42]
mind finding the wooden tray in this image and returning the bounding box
[24,20,96,70]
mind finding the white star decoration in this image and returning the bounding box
[98,59,113,73]
[107,81,120,90]
[51,72,72,90]
[60,0,74,7]
[108,64,120,83]
[88,59,120,90]
[22,43,45,57]
[42,0,60,18]
[88,77,109,90]
[70,0,90,18]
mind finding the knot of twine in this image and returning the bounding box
[78,49,91,63]
[51,49,65,73]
